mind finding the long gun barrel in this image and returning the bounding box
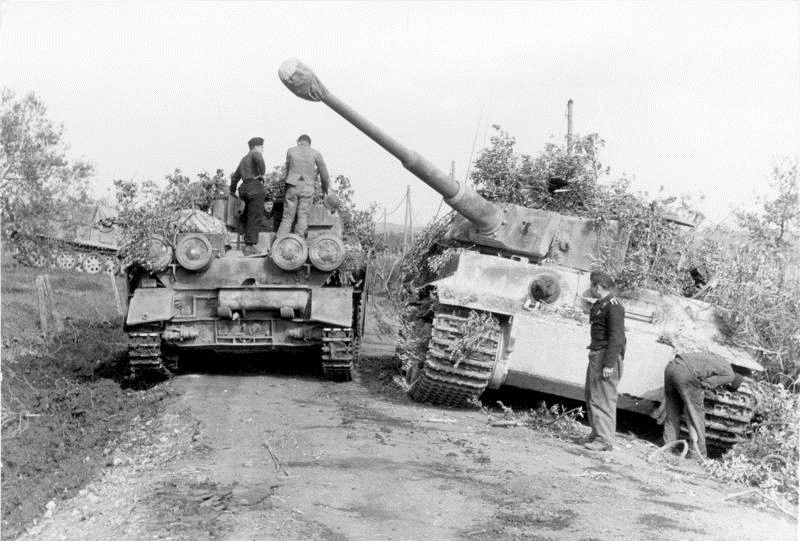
[278,58,503,235]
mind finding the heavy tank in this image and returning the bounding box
[11,204,121,274]
[279,58,762,451]
[123,192,367,381]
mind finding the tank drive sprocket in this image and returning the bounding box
[321,327,354,381]
[407,309,500,407]
[127,326,170,379]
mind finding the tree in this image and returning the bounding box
[328,174,383,254]
[0,89,94,238]
[735,158,799,248]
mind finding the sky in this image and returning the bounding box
[1,1,798,226]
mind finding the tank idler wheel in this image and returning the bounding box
[82,253,103,274]
[56,250,78,270]
[407,309,501,408]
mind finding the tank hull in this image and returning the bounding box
[125,205,366,382]
[408,250,759,449]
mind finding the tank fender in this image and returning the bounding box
[125,287,174,327]
[310,287,353,327]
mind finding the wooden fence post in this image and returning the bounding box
[109,271,124,316]
[35,275,49,339]
[43,274,64,334]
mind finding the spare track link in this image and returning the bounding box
[408,311,500,407]
[321,327,354,382]
[681,380,756,452]
[128,329,169,379]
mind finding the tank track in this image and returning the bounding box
[407,310,500,407]
[321,327,354,382]
[681,380,755,453]
[128,328,170,379]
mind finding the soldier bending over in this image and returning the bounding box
[663,353,743,457]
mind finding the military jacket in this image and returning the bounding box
[589,294,626,367]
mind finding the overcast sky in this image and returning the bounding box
[1,1,798,225]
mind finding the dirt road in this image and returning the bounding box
[17,347,796,541]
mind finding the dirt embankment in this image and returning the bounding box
[1,265,173,538]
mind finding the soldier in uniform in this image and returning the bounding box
[277,134,329,237]
[663,353,743,457]
[581,271,626,451]
[230,137,267,255]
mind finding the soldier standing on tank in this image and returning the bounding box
[581,271,626,451]
[277,134,329,237]
[663,354,743,458]
[230,137,267,255]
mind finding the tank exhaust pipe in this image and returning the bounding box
[278,58,504,235]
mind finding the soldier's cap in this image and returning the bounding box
[297,134,311,144]
[248,137,264,149]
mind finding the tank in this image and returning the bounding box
[123,192,368,382]
[279,58,762,452]
[11,204,121,274]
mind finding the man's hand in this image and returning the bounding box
[602,366,614,379]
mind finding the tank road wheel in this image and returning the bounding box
[407,309,501,408]
[55,250,78,270]
[680,379,756,454]
[103,255,120,275]
[82,253,103,274]
[321,327,354,382]
[127,327,170,379]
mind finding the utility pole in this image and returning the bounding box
[403,185,414,253]
[567,99,574,156]
[383,207,388,248]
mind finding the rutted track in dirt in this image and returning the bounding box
[15,357,796,541]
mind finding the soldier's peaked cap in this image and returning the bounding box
[248,137,264,148]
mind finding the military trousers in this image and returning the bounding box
[663,359,707,456]
[278,182,314,237]
[238,179,266,245]
[585,350,622,446]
